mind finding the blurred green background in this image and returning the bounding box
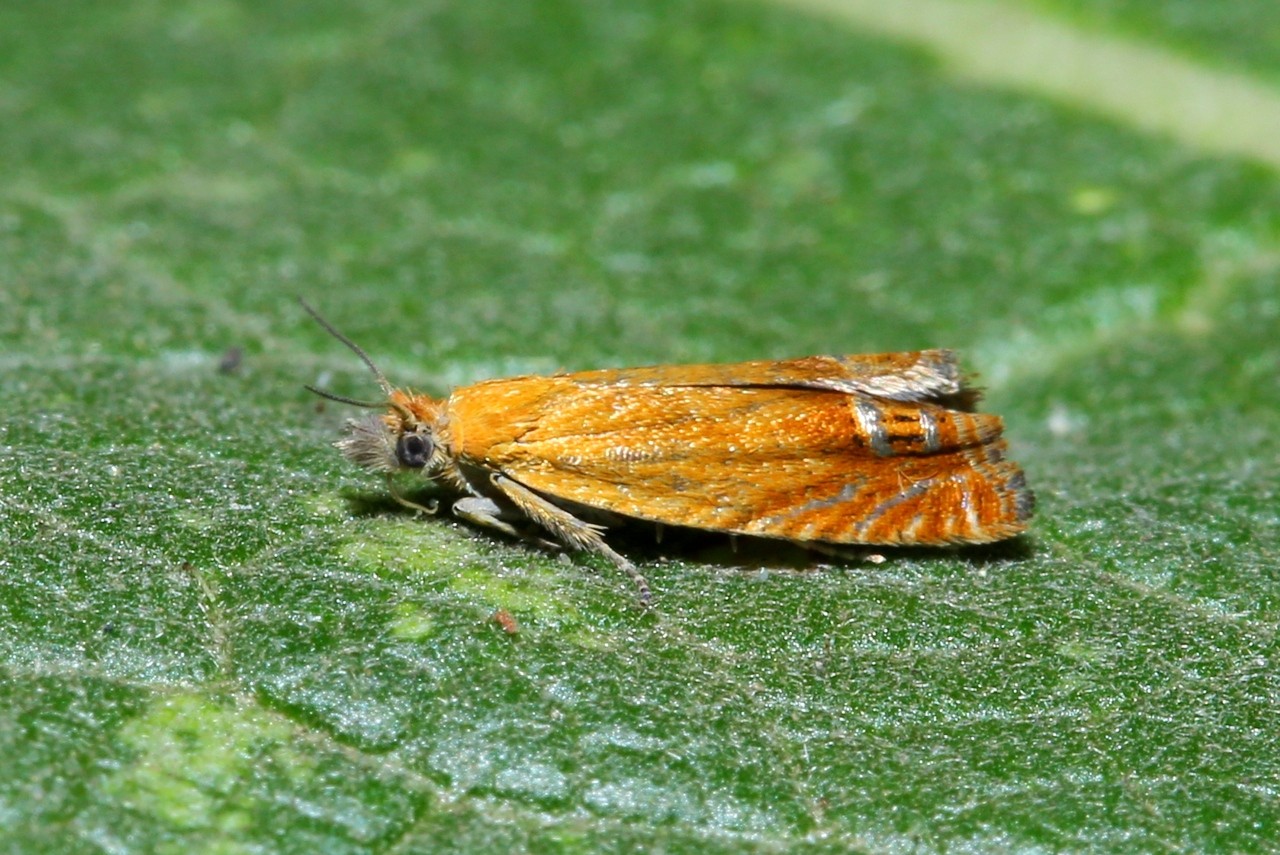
[2,0,1278,851]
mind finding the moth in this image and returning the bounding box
[303,302,1033,601]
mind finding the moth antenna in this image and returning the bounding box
[299,297,395,397]
[303,385,385,409]
[304,384,417,430]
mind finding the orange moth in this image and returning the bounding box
[303,301,1033,601]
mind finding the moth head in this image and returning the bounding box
[300,298,447,477]
[334,395,447,476]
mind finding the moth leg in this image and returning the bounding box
[451,496,561,551]
[805,542,888,564]
[387,476,439,516]
[490,474,652,604]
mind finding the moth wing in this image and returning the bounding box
[472,384,1031,546]
[561,349,969,404]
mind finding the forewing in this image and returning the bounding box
[557,349,968,403]
[458,383,1031,546]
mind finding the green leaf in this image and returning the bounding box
[2,0,1278,851]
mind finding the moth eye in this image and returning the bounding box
[395,433,433,469]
